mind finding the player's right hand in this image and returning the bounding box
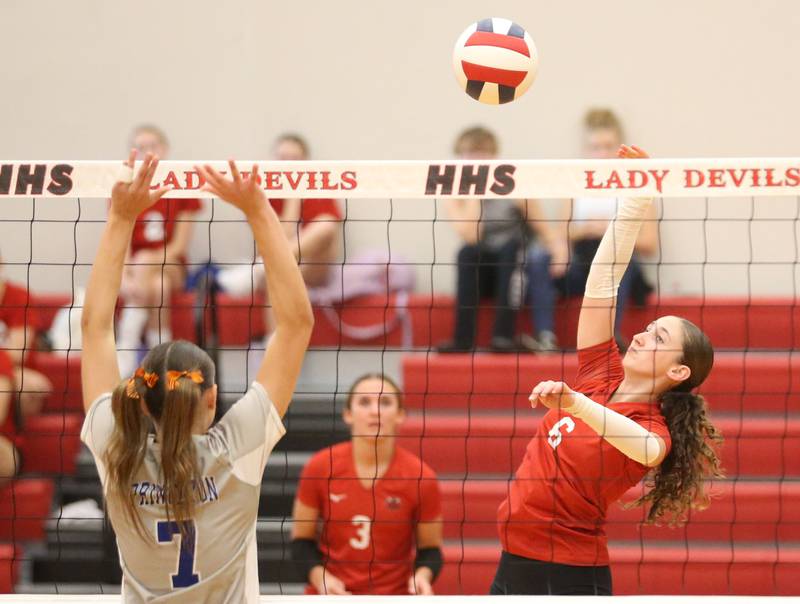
[529,380,578,411]
[196,160,267,219]
[110,150,171,221]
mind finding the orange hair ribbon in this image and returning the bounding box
[136,367,160,389]
[166,370,204,391]
[125,367,159,400]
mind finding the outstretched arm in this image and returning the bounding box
[81,153,170,410]
[577,145,654,349]
[197,162,313,417]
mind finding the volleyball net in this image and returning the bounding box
[0,157,798,597]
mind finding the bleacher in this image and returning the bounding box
[2,291,798,594]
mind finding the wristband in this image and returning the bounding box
[291,538,323,581]
[414,546,443,580]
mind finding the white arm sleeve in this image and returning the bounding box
[566,392,665,467]
[207,382,286,486]
[584,197,653,299]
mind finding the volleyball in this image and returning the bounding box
[452,17,538,105]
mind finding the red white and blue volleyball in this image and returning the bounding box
[453,17,538,105]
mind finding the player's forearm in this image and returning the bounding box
[565,392,664,467]
[248,208,314,332]
[81,214,135,334]
[584,197,653,300]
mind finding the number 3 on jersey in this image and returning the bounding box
[157,520,200,588]
[548,417,576,449]
[349,515,371,550]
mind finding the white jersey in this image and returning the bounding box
[81,382,285,603]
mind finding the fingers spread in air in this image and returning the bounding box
[125,148,137,169]
[132,153,153,190]
[196,165,224,194]
[144,156,160,188]
[229,159,241,184]
[151,185,173,201]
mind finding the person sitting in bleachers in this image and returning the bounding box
[0,256,52,417]
[291,374,443,595]
[0,350,20,485]
[116,125,202,376]
[258,134,342,337]
[438,126,568,353]
[525,108,657,349]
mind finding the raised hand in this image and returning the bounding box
[529,380,578,411]
[195,160,266,218]
[110,150,171,221]
[617,144,650,159]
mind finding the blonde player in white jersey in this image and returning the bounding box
[80,152,314,603]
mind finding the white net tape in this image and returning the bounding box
[0,158,799,198]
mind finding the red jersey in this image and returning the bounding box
[129,198,202,255]
[0,281,41,348]
[497,339,672,566]
[269,198,341,230]
[296,441,441,595]
[0,350,18,444]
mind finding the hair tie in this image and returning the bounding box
[166,370,204,391]
[135,367,160,389]
[125,377,140,400]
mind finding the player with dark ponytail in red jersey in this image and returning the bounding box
[291,374,443,595]
[493,145,723,595]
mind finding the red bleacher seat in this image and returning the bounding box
[402,351,800,414]
[0,543,19,593]
[31,353,82,413]
[0,479,54,542]
[400,413,800,477]
[170,291,800,350]
[437,541,800,595]
[439,479,800,542]
[20,414,82,475]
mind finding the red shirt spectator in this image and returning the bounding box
[129,198,202,257]
[268,198,342,229]
[0,350,18,445]
[296,441,441,595]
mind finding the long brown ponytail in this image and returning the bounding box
[104,340,215,541]
[633,319,724,524]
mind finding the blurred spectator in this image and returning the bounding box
[0,350,19,485]
[116,125,202,376]
[0,256,52,416]
[291,374,443,595]
[438,127,567,353]
[528,109,656,347]
[259,133,342,337]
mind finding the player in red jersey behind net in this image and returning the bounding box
[291,374,443,595]
[117,125,202,377]
[494,145,723,595]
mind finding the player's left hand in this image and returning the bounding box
[110,150,171,221]
[529,380,578,410]
[408,569,434,595]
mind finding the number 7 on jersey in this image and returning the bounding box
[157,520,200,588]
